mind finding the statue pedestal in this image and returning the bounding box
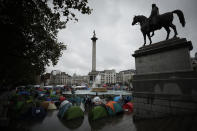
[88,71,99,84]
[133,37,193,75]
[132,38,197,119]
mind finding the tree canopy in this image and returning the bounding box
[0,0,92,87]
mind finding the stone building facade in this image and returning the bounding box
[49,70,72,85]
[116,69,135,85]
[72,73,89,85]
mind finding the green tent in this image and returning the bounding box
[89,106,108,121]
[15,101,25,111]
[64,106,84,120]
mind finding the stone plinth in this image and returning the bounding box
[132,37,197,95]
[132,37,197,119]
[88,71,99,84]
[133,38,193,74]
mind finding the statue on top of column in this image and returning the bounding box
[93,30,96,37]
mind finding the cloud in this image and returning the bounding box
[46,0,197,75]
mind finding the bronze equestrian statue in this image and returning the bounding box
[132,4,185,46]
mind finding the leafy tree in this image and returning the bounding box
[0,0,92,87]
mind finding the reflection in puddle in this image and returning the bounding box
[27,110,136,131]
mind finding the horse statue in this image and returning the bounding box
[132,10,185,46]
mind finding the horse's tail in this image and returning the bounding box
[172,10,185,27]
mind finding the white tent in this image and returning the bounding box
[48,102,57,110]
[93,96,102,105]
[60,100,70,109]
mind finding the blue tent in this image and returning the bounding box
[68,97,84,105]
[113,96,121,102]
[106,102,123,116]
[58,103,72,119]
[46,98,52,101]
[113,103,123,113]
[18,91,30,95]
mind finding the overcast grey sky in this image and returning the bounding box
[46,0,197,76]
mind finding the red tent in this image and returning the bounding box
[103,84,107,87]
[38,88,43,91]
[59,96,66,102]
[123,102,133,112]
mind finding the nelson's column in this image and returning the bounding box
[88,30,99,84]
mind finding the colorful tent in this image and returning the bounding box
[48,102,57,110]
[113,96,121,102]
[40,101,50,110]
[64,106,84,120]
[60,96,66,102]
[105,101,123,116]
[18,91,30,96]
[105,101,116,111]
[93,96,102,105]
[38,88,43,91]
[103,84,107,87]
[15,101,25,111]
[50,94,59,101]
[113,103,123,113]
[123,102,133,112]
[68,96,83,105]
[89,106,108,120]
[46,97,52,101]
[58,102,72,119]
[60,100,70,109]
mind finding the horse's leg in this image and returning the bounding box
[143,32,146,46]
[164,26,170,40]
[169,23,178,37]
[150,31,154,37]
[147,33,152,44]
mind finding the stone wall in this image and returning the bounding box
[133,92,197,119]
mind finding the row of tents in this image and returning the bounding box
[57,99,133,121]
[10,86,133,122]
[8,86,68,120]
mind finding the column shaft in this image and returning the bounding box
[92,41,96,71]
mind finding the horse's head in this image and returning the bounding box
[132,16,138,25]
[132,15,147,26]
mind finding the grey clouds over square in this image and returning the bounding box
[46,0,197,75]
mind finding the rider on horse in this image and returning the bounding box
[132,4,185,45]
[149,4,159,29]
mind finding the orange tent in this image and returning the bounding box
[105,101,116,111]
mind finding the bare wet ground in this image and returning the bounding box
[27,110,136,131]
[135,114,197,131]
[2,109,197,131]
